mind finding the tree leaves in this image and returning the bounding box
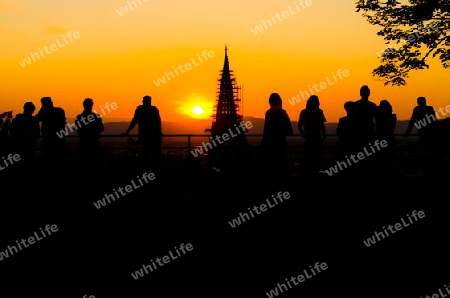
[356,0,450,86]
[0,111,13,136]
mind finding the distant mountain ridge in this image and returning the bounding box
[62,116,415,135]
[242,116,412,135]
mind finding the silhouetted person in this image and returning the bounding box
[375,99,397,178]
[121,95,162,169]
[35,97,66,166]
[298,95,326,174]
[353,85,378,146]
[260,93,293,175]
[75,98,104,165]
[9,102,40,165]
[352,85,378,175]
[376,99,396,143]
[335,101,357,162]
[405,96,440,175]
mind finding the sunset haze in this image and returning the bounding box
[1,0,449,127]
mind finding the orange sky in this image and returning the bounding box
[1,0,449,124]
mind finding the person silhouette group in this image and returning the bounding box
[7,95,162,175]
[332,85,397,178]
[259,85,444,180]
[4,89,445,179]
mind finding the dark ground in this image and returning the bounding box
[1,147,449,297]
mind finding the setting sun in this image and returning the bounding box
[191,106,204,115]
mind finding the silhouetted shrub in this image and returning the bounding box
[0,111,13,154]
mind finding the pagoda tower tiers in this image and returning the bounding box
[206,45,245,141]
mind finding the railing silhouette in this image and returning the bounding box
[0,133,432,173]
[57,133,421,160]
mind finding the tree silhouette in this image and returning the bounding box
[356,0,450,86]
[0,111,13,136]
[0,111,13,154]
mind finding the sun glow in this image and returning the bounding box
[191,106,204,115]
[176,94,214,120]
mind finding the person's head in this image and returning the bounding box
[306,95,319,110]
[23,102,35,115]
[360,85,370,98]
[344,101,355,115]
[379,99,392,113]
[83,98,94,111]
[417,96,426,106]
[40,97,53,108]
[268,93,282,107]
[143,95,152,106]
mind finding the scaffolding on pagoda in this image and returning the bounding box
[205,45,248,169]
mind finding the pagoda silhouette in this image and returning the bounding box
[205,45,248,169]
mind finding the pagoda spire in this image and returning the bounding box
[206,45,243,138]
[204,45,246,170]
[223,44,229,73]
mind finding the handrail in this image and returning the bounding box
[61,134,416,137]
[3,134,421,160]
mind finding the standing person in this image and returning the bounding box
[353,85,378,176]
[376,99,396,144]
[75,98,104,165]
[260,93,293,175]
[405,96,440,175]
[35,97,66,166]
[121,95,162,169]
[335,101,357,162]
[298,95,326,174]
[353,85,378,147]
[9,102,40,166]
[375,99,397,179]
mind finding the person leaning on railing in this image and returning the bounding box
[120,95,163,166]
